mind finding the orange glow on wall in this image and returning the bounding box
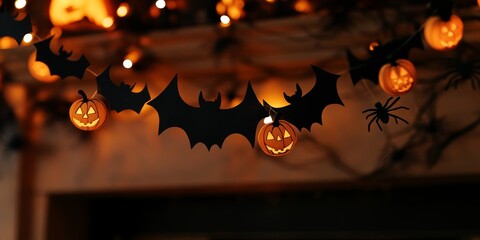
[49,0,112,28]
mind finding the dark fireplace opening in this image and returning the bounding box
[47,181,480,240]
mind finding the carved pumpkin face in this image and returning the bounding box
[258,120,297,156]
[49,0,112,28]
[424,14,463,51]
[69,90,108,131]
[379,59,416,96]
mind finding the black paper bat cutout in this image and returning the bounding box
[96,66,150,114]
[263,65,344,132]
[148,75,268,150]
[0,8,31,45]
[33,36,90,79]
[347,31,424,85]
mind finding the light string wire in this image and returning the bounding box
[31,33,101,98]
[28,6,442,132]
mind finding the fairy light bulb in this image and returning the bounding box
[102,17,114,29]
[263,116,273,124]
[220,15,231,27]
[123,59,133,69]
[117,3,130,18]
[22,33,32,43]
[155,0,166,9]
[14,0,26,9]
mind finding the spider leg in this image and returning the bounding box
[367,116,377,132]
[365,112,377,119]
[376,118,383,131]
[385,97,401,110]
[383,97,394,109]
[471,75,480,90]
[387,106,410,112]
[445,73,460,90]
[389,114,409,125]
[362,109,376,113]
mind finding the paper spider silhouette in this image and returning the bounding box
[443,58,480,90]
[362,97,409,132]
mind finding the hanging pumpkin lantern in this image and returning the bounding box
[69,90,108,131]
[258,119,297,156]
[423,14,463,51]
[379,59,416,96]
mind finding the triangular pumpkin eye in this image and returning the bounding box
[88,107,96,114]
[284,130,291,138]
[267,132,274,140]
[390,69,398,79]
[76,107,83,115]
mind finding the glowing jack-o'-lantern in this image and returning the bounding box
[379,59,416,96]
[424,14,463,51]
[69,90,108,131]
[258,120,297,156]
[49,0,113,28]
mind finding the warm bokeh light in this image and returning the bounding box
[150,5,161,18]
[216,2,227,15]
[102,17,114,28]
[220,15,231,27]
[217,0,244,22]
[123,59,133,69]
[116,3,130,17]
[294,0,313,13]
[50,0,112,28]
[22,33,33,43]
[0,37,17,49]
[265,0,275,3]
[227,6,242,20]
[369,41,380,52]
[155,0,166,9]
[14,0,27,9]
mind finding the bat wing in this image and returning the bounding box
[96,66,150,113]
[265,65,343,132]
[148,76,268,149]
[384,30,424,60]
[34,36,90,79]
[347,31,424,86]
[220,82,268,148]
[346,48,377,85]
[66,55,90,79]
[0,12,32,45]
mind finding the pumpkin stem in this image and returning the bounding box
[78,90,88,102]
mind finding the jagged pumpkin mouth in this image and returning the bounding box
[73,118,100,128]
[266,142,293,155]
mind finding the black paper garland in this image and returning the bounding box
[148,75,268,150]
[0,0,473,153]
[33,36,90,79]
[0,7,31,45]
[347,31,424,85]
[263,65,344,132]
[96,66,151,114]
